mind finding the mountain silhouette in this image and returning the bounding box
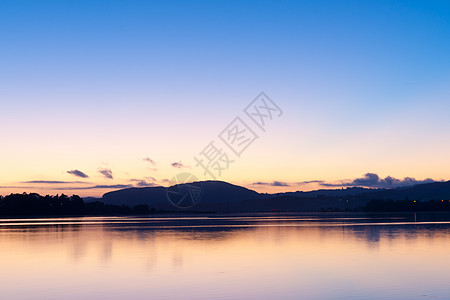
[102,181,262,211]
[101,180,450,212]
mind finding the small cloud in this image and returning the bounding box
[253,180,325,187]
[98,168,113,179]
[22,180,88,184]
[53,184,132,190]
[143,157,156,166]
[296,180,325,185]
[171,161,189,169]
[143,157,157,171]
[67,170,89,178]
[136,181,157,187]
[252,181,290,187]
[145,176,157,182]
[128,178,158,187]
[0,184,132,191]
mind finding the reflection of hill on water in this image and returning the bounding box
[3,213,450,245]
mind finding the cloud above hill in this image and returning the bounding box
[171,161,190,169]
[143,157,157,171]
[22,180,89,184]
[67,170,89,178]
[252,181,290,187]
[251,173,437,190]
[98,168,113,179]
[320,173,435,188]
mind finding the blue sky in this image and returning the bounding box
[1,0,450,196]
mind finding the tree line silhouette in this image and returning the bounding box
[2,192,450,216]
[0,193,155,216]
[364,198,450,212]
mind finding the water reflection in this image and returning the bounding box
[1,214,450,300]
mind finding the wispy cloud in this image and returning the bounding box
[143,157,157,171]
[128,177,158,187]
[98,168,113,179]
[136,181,157,187]
[53,184,133,190]
[15,177,157,192]
[143,157,156,165]
[171,161,190,169]
[21,180,88,184]
[145,176,156,182]
[67,170,89,178]
[252,181,290,187]
[0,185,31,189]
[296,180,325,185]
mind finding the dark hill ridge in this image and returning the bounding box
[102,181,262,211]
[365,181,450,201]
[272,187,381,198]
[102,186,168,208]
[101,180,450,212]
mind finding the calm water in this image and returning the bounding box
[1,213,450,300]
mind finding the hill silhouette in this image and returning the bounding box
[3,180,450,216]
[101,180,450,212]
[102,181,262,211]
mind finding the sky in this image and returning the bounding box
[1,0,450,197]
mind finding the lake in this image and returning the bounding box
[1,213,450,300]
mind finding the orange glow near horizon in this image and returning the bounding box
[1,216,450,299]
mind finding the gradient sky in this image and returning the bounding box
[1,0,450,197]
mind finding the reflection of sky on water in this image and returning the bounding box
[1,214,450,300]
